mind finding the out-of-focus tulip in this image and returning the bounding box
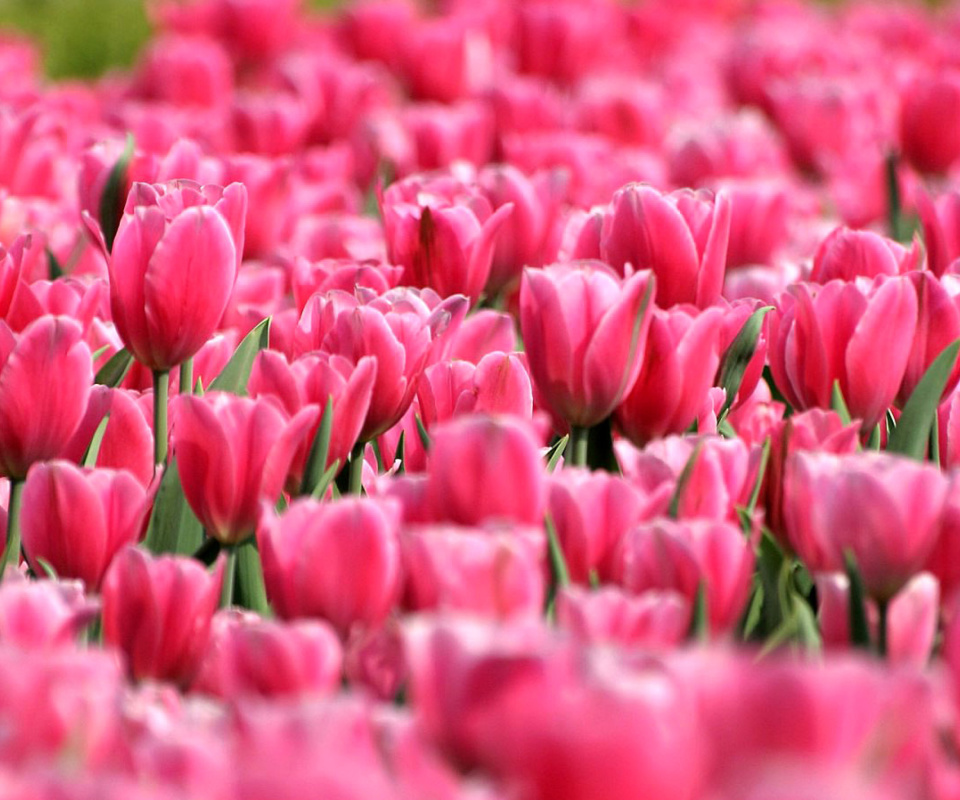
[0,316,92,480]
[720,179,792,268]
[258,497,402,636]
[133,35,234,108]
[614,305,724,446]
[917,190,960,278]
[808,227,920,284]
[171,392,318,545]
[600,184,730,308]
[0,575,98,649]
[520,261,655,429]
[424,415,546,526]
[767,277,917,429]
[249,350,377,492]
[547,468,669,583]
[782,451,947,601]
[101,547,223,686]
[898,271,960,406]
[899,70,960,175]
[192,611,343,699]
[402,524,545,619]
[108,180,246,372]
[447,309,517,363]
[20,461,153,591]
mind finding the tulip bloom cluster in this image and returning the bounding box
[3,0,960,797]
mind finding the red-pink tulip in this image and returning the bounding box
[402,524,545,619]
[424,415,546,526]
[0,575,98,649]
[614,305,724,446]
[782,451,947,601]
[0,316,92,479]
[767,277,918,429]
[192,611,343,700]
[809,227,920,284]
[101,547,223,686]
[108,180,246,371]
[258,497,402,635]
[21,460,154,590]
[899,70,960,175]
[520,261,655,428]
[447,309,517,363]
[917,190,960,278]
[600,184,730,308]
[898,271,960,406]
[171,392,318,544]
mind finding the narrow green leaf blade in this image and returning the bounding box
[82,413,111,467]
[311,459,341,500]
[235,537,271,615]
[830,380,853,426]
[144,457,204,555]
[715,306,773,419]
[415,414,431,451]
[94,348,133,387]
[668,441,703,519]
[887,339,960,460]
[299,397,333,497]
[99,133,135,253]
[688,580,709,642]
[844,550,872,651]
[545,435,569,473]
[209,317,271,396]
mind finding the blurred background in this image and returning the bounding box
[0,0,340,78]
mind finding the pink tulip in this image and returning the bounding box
[917,190,960,278]
[546,468,668,583]
[719,179,792,268]
[809,227,920,284]
[0,575,98,649]
[614,305,724,446]
[616,517,755,635]
[258,497,402,635]
[248,350,377,492]
[447,309,517,363]
[20,461,153,590]
[898,271,960,406]
[108,180,246,371]
[192,611,342,699]
[782,451,947,601]
[767,277,918,429]
[600,184,731,308]
[133,35,233,108]
[171,392,318,544]
[424,415,546,526]
[0,316,92,479]
[402,524,546,619]
[101,547,223,686]
[899,70,960,175]
[290,257,398,313]
[520,261,655,429]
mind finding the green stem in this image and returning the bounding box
[1,479,24,577]
[153,370,169,466]
[348,442,366,495]
[179,357,194,397]
[568,425,589,468]
[220,545,237,609]
[877,599,889,658]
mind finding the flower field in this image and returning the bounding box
[4,0,960,796]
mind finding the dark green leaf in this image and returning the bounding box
[794,598,822,650]
[99,133,135,253]
[667,441,703,519]
[844,550,872,650]
[235,537,271,615]
[887,339,960,460]
[94,348,133,387]
[192,537,222,567]
[545,435,569,473]
[415,414,431,451]
[46,247,64,280]
[688,580,709,642]
[741,577,764,640]
[144,457,204,555]
[299,397,333,497]
[311,459,341,500]
[715,306,773,420]
[209,317,271,395]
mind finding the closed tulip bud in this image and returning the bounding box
[899,70,960,175]
[20,461,154,591]
[600,184,731,308]
[809,227,920,284]
[109,180,246,371]
[258,497,402,635]
[783,451,947,602]
[425,415,546,526]
[614,305,724,446]
[192,611,342,699]
[402,524,545,619]
[172,392,318,545]
[102,547,223,686]
[767,277,918,430]
[521,262,655,429]
[0,316,92,479]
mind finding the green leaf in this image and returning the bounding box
[192,537,222,567]
[756,531,788,634]
[844,550,872,651]
[46,247,64,280]
[99,132,135,253]
[688,580,709,642]
[545,435,569,472]
[209,317,271,395]
[235,537,271,615]
[744,437,770,517]
[715,306,773,420]
[311,459,341,500]
[82,413,110,467]
[887,339,960,460]
[668,441,704,519]
[299,397,333,497]
[395,431,406,475]
[144,457,204,555]
[741,577,764,640]
[866,423,881,450]
[543,515,570,618]
[830,380,853,426]
[415,414,431,451]
[35,557,58,580]
[94,348,133,387]
[794,598,822,651]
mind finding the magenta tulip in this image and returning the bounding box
[809,227,919,284]
[520,261,655,433]
[171,392,318,544]
[899,70,960,175]
[0,575,98,649]
[108,180,246,371]
[917,190,960,278]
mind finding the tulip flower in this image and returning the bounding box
[20,461,154,591]
[520,261,655,460]
[898,271,960,406]
[171,392,318,550]
[0,575,98,649]
[101,547,223,686]
[600,184,731,308]
[808,227,920,284]
[766,277,917,429]
[899,70,960,175]
[916,190,960,278]
[782,451,947,605]
[258,497,402,636]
